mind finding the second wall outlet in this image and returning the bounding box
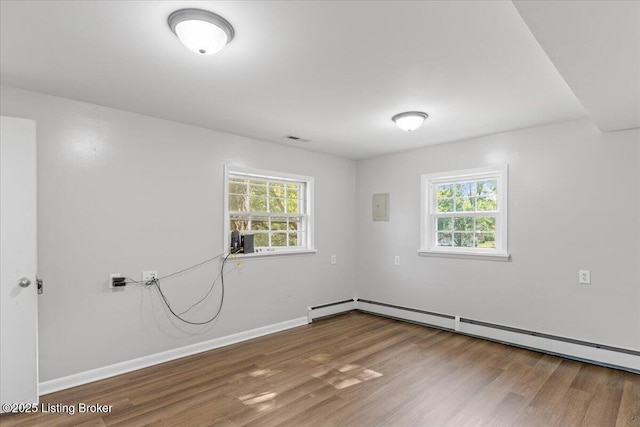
[578,270,591,284]
[142,271,158,282]
[331,255,336,265]
[394,256,400,266]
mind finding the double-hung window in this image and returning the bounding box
[224,166,314,255]
[420,166,509,260]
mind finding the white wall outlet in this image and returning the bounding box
[331,255,337,265]
[142,270,158,283]
[394,256,400,266]
[578,270,591,284]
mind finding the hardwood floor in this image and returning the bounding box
[2,312,638,426]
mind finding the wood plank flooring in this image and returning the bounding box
[1,312,638,426]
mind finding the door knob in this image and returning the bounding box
[18,277,31,288]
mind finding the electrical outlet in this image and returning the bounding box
[578,270,591,284]
[109,273,124,289]
[142,270,158,283]
[331,255,337,265]
[394,256,400,266]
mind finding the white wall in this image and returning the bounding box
[1,86,357,382]
[356,119,640,351]
[2,84,638,383]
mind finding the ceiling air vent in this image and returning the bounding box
[285,135,311,143]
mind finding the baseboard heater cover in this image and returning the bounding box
[307,299,357,322]
[354,299,640,374]
[356,299,454,331]
[461,318,640,356]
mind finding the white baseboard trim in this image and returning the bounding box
[307,299,357,322]
[39,316,308,396]
[355,299,640,373]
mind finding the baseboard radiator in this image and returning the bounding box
[308,298,640,374]
[307,299,358,322]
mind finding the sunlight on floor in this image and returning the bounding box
[309,354,383,390]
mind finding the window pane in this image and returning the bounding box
[272,217,287,230]
[454,217,473,231]
[269,182,285,198]
[254,233,269,247]
[287,199,299,214]
[229,218,249,232]
[476,217,496,232]
[272,233,287,247]
[455,197,475,212]
[249,182,267,196]
[437,217,452,231]
[477,180,497,196]
[475,233,496,248]
[229,195,248,212]
[288,218,300,231]
[438,198,454,212]
[270,197,285,213]
[437,232,452,246]
[288,233,298,247]
[454,232,473,247]
[252,217,269,231]
[287,185,300,213]
[477,196,497,211]
[229,181,247,195]
[437,184,453,198]
[454,182,476,197]
[249,196,267,212]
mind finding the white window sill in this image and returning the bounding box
[418,249,510,262]
[231,249,317,259]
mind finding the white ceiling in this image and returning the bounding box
[0,1,637,159]
[514,0,640,133]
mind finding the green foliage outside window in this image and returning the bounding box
[228,176,304,249]
[435,179,498,249]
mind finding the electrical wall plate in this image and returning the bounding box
[578,270,591,284]
[142,271,158,283]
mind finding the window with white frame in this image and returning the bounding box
[224,166,314,255]
[420,166,509,259]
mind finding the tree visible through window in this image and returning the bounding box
[225,167,314,253]
[435,179,497,248]
[421,166,508,259]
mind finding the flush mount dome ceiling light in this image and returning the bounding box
[168,8,234,55]
[392,111,428,131]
